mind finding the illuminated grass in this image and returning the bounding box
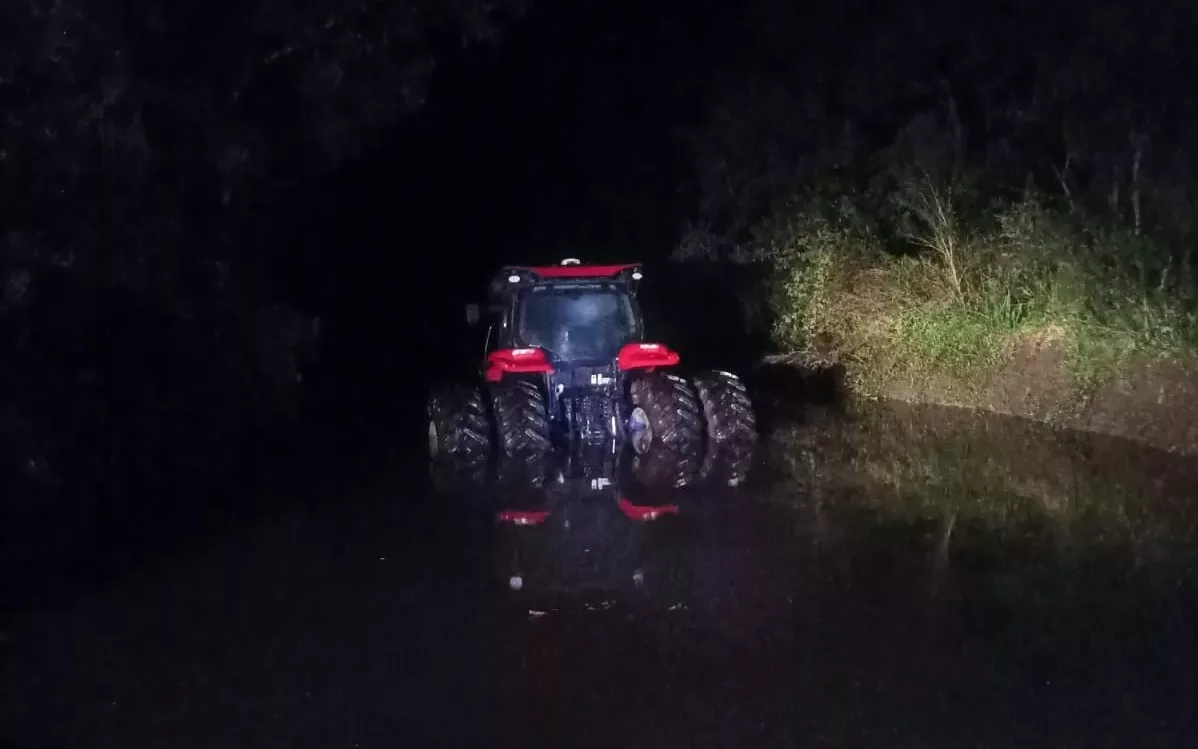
[768,195,1198,400]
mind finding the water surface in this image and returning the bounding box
[2,403,1196,748]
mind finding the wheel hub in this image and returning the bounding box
[628,407,652,455]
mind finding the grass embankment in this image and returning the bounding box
[767,178,1198,411]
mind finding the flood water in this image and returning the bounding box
[3,403,1197,748]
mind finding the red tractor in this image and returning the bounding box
[426,259,757,489]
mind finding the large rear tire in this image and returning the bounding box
[693,370,757,486]
[426,384,491,492]
[427,384,491,459]
[627,371,704,485]
[628,371,704,449]
[629,443,702,489]
[490,379,552,459]
[490,379,552,489]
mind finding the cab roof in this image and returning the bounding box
[518,263,640,279]
[489,259,643,299]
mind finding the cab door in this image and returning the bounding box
[480,304,512,374]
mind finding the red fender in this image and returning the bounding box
[485,347,554,382]
[616,342,680,371]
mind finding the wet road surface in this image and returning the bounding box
[3,405,1198,748]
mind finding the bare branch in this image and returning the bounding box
[1130,129,1143,237]
[1052,152,1074,213]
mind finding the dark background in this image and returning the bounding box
[4,0,1196,611]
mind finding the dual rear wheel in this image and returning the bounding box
[426,368,758,491]
[627,369,757,487]
[426,384,491,492]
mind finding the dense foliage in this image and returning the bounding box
[0,0,529,565]
[674,0,1198,389]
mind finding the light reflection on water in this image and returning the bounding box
[493,401,1198,745]
[3,401,1197,748]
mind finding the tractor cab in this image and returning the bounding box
[473,259,646,366]
[472,259,677,448]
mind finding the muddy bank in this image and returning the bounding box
[753,343,1198,456]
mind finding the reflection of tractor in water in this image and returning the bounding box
[489,440,693,614]
[426,258,758,491]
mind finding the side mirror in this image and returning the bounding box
[465,303,481,326]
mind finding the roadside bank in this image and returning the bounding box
[754,338,1198,457]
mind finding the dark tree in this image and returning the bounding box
[0,0,530,578]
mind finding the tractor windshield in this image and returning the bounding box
[516,286,639,361]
